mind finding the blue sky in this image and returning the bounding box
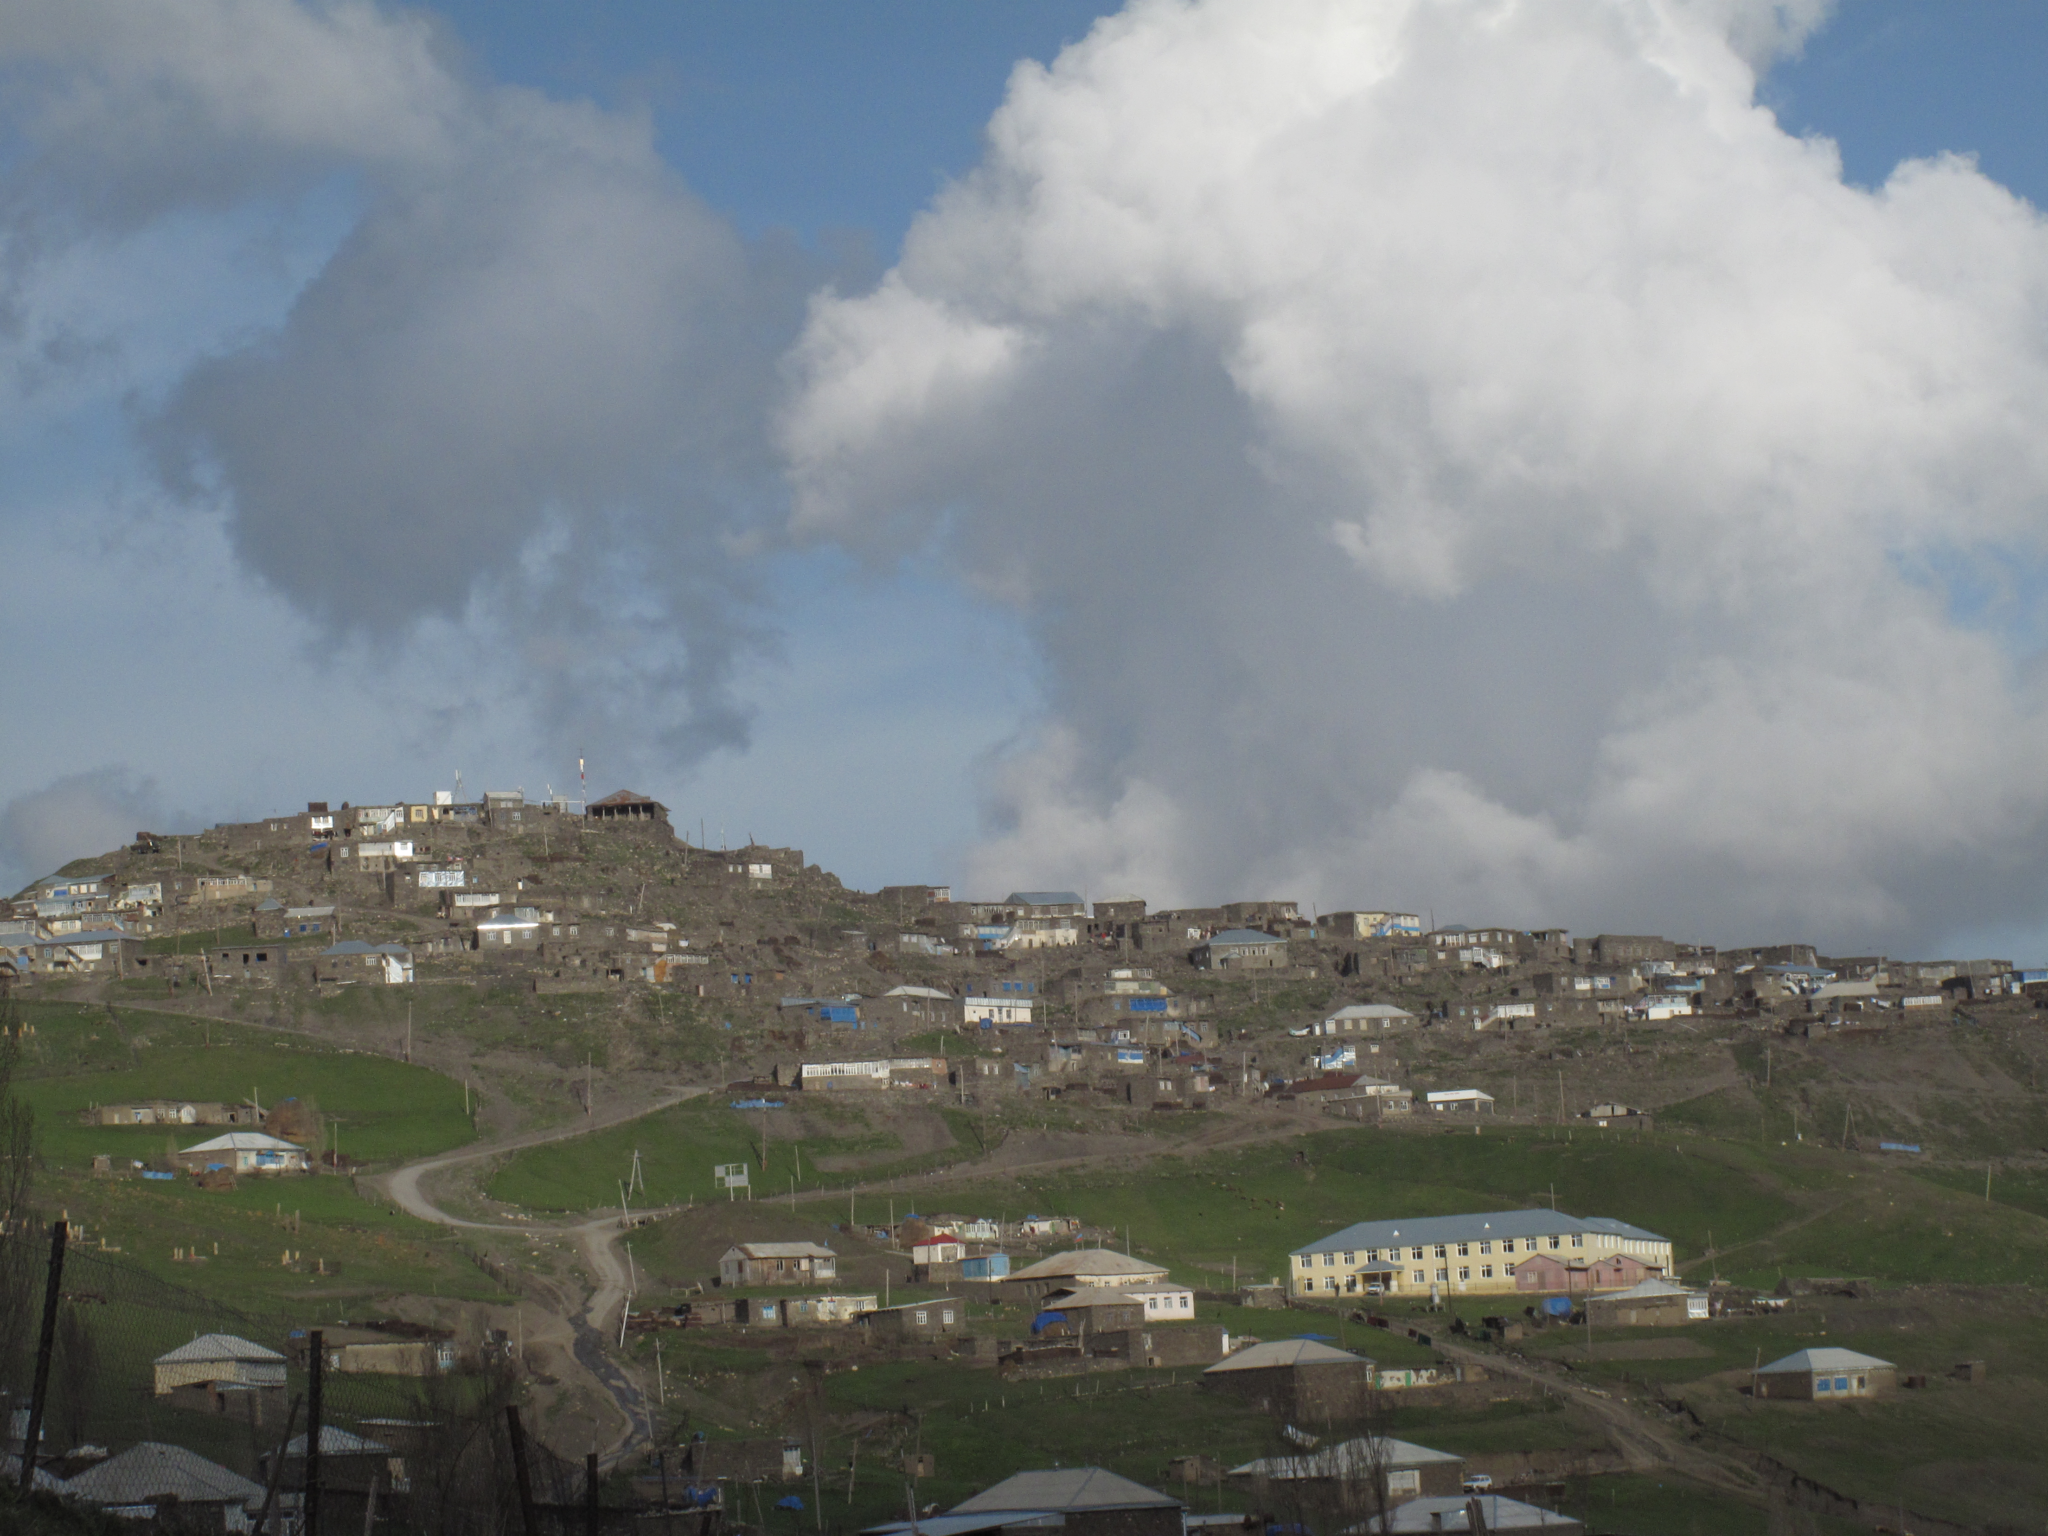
[4,0,2048,958]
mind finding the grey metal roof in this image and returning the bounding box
[1229,1436,1464,1479]
[1205,1338,1368,1373]
[1205,929,1284,945]
[62,1442,264,1508]
[284,1426,393,1455]
[155,1333,284,1365]
[1363,1494,1577,1532]
[864,1515,1062,1536]
[1005,1250,1168,1283]
[951,1468,1180,1514]
[1004,892,1084,908]
[1758,1347,1893,1374]
[1293,1209,1667,1256]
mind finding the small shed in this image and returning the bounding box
[1585,1278,1707,1327]
[1755,1347,1895,1401]
[961,1253,1010,1280]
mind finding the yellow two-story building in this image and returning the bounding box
[1290,1209,1673,1300]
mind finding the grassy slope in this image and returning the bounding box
[486,1098,981,1211]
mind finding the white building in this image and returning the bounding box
[1424,1089,1495,1114]
[965,995,1033,1027]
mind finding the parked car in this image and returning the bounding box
[1461,1474,1494,1492]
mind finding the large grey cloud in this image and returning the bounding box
[0,0,836,779]
[783,0,2048,954]
[0,768,182,895]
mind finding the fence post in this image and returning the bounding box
[255,1396,303,1536]
[307,1329,324,1536]
[17,1219,67,1494]
[506,1406,539,1536]
[586,1450,601,1536]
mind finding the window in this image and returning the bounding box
[1479,1241,1492,1255]
[1323,1253,1335,1267]
[1367,1248,1380,1262]
[914,1310,928,1325]
[1411,1247,1424,1261]
[1435,1267,1449,1282]
[1457,1242,1470,1257]
[1343,1251,1355,1265]
[1433,1244,1447,1259]
[1815,1377,1832,1393]
[1548,1235,1562,1249]
[1505,1264,1516,1278]
[1298,1256,1312,1270]
[1457,1266,1470,1282]
[1412,1269,1426,1284]
[1481,1265,1494,1280]
[1571,1234,1585,1249]
[942,1310,955,1324]
[1326,1278,1339,1292]
[1834,1376,1850,1392]
[1854,1375,1865,1391]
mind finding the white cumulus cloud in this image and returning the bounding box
[785,0,2048,953]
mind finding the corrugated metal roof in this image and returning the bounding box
[951,1468,1180,1513]
[1293,1209,1667,1256]
[1205,929,1283,945]
[154,1333,285,1366]
[1204,1338,1367,1373]
[1369,1494,1574,1531]
[177,1133,305,1155]
[1228,1436,1463,1479]
[1005,1250,1168,1283]
[1758,1347,1893,1374]
[62,1443,265,1508]
[729,1242,836,1260]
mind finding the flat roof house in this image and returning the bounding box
[1755,1348,1896,1401]
[1291,1210,1671,1300]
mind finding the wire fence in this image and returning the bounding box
[0,1217,713,1534]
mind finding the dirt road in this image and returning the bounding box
[376,1086,704,1465]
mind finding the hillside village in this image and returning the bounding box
[4,785,2048,1533]
[4,784,2038,1117]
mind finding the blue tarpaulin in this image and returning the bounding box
[1030,1311,1067,1335]
[776,1496,804,1510]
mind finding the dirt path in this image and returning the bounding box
[375,1085,705,1466]
[1434,1338,1763,1499]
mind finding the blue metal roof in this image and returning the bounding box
[1293,1209,1667,1255]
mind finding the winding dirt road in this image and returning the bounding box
[377,1087,704,1464]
